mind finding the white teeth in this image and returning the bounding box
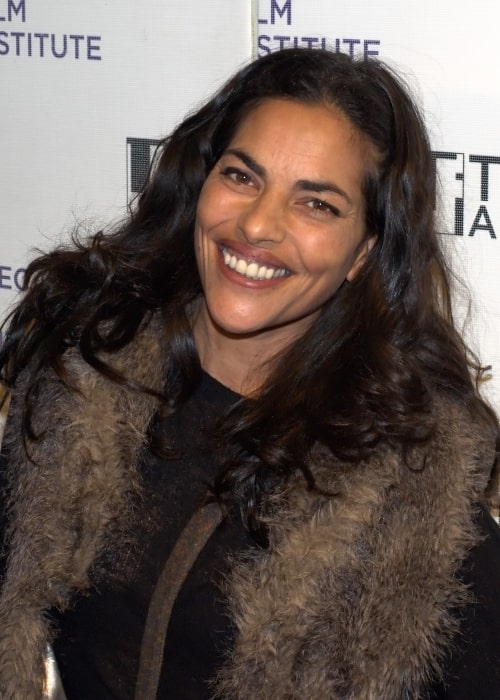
[221,247,289,280]
[235,259,247,274]
[246,262,259,277]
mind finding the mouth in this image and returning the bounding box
[221,246,291,281]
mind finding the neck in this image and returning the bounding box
[192,303,299,397]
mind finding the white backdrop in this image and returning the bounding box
[256,0,500,412]
[1,0,253,330]
[2,0,500,413]
[0,0,499,610]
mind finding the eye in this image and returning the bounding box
[220,166,255,187]
[304,198,341,218]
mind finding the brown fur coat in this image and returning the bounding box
[0,316,496,699]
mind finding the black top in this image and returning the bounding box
[428,504,500,699]
[51,371,258,699]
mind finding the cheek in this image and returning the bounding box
[301,235,365,288]
[197,175,241,231]
[196,173,225,213]
[194,219,208,276]
[193,220,201,256]
[301,235,347,272]
[194,183,217,254]
[195,187,209,233]
[193,210,218,285]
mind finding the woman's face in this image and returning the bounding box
[194,98,376,345]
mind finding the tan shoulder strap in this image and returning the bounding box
[134,500,224,700]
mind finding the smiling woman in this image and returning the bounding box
[0,49,499,699]
[193,99,376,393]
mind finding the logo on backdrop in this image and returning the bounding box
[126,137,161,200]
[257,0,381,59]
[433,152,500,238]
[0,1,102,60]
[0,265,25,292]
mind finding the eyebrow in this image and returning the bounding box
[224,148,353,206]
[225,148,266,178]
[295,179,353,206]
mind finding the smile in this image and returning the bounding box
[221,247,290,280]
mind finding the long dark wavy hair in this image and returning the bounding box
[1,48,497,528]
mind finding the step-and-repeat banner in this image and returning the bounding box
[1,0,252,331]
[2,0,500,413]
[256,0,500,412]
[1,0,499,627]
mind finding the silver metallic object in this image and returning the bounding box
[43,646,67,700]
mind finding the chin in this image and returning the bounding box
[205,301,268,335]
[212,316,265,337]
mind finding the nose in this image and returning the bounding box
[237,189,287,245]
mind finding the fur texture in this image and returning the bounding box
[0,316,495,699]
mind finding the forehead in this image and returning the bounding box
[227,98,372,197]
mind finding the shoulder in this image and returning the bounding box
[5,312,167,429]
[1,312,168,523]
[430,395,499,517]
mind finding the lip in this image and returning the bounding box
[216,241,293,288]
[217,240,291,271]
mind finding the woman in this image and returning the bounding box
[0,48,498,699]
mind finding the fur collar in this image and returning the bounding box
[217,411,494,698]
[0,316,495,698]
